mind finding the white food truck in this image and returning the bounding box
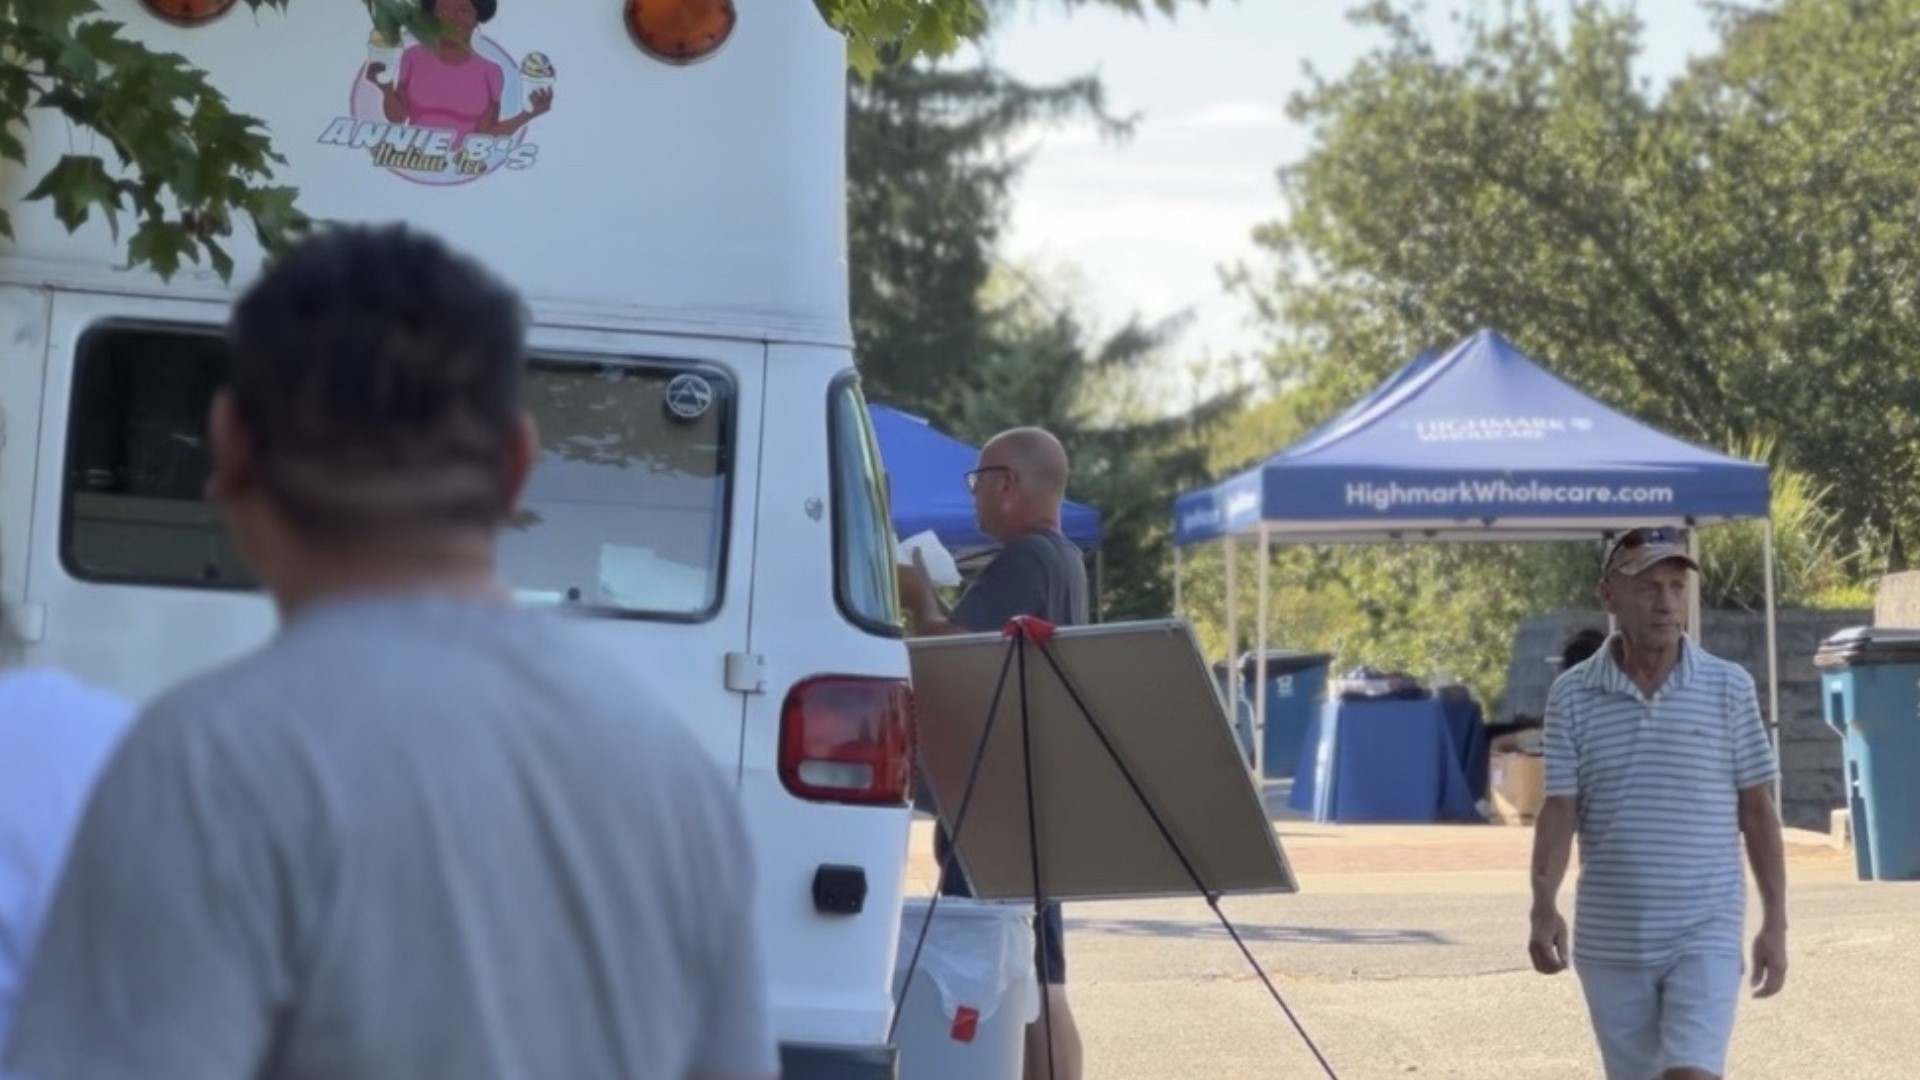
[0,1,915,1075]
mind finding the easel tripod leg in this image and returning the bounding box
[1030,639,1341,1080]
[1016,635,1059,1080]
[888,635,1020,1045]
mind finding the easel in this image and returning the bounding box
[892,616,1340,1079]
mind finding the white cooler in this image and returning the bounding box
[892,896,1041,1080]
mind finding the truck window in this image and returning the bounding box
[508,359,732,619]
[61,323,734,620]
[64,328,248,588]
[829,375,903,635]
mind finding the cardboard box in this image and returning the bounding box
[1489,752,1545,826]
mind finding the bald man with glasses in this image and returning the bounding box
[899,426,1088,1080]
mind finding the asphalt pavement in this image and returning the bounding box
[904,798,1920,1079]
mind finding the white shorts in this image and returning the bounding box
[1575,951,1743,1079]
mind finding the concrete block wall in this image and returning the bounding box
[1875,570,1920,628]
[1502,608,1869,833]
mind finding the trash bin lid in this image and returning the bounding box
[1235,650,1334,678]
[1813,626,1920,668]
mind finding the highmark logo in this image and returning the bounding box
[1180,488,1259,534]
[1412,416,1594,442]
[1181,507,1222,533]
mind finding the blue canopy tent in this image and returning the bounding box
[1171,329,1778,779]
[868,403,1103,555]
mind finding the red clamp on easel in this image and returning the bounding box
[1002,615,1057,643]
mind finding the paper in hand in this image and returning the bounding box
[896,530,961,587]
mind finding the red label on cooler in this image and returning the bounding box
[950,1005,980,1043]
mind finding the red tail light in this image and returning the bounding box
[779,676,914,805]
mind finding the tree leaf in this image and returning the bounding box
[125,220,197,282]
[203,236,235,283]
[22,154,123,236]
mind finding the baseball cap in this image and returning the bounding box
[1602,527,1699,579]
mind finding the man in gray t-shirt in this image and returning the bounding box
[899,426,1088,1080]
[2,226,775,1080]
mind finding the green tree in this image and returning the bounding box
[1176,0,1905,705]
[847,62,1120,416]
[818,0,1203,74]
[1230,0,1920,567]
[844,46,1237,619]
[946,280,1237,618]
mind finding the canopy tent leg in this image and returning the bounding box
[1254,524,1272,779]
[1172,545,1183,619]
[1224,535,1239,670]
[1686,526,1703,640]
[1094,547,1106,623]
[1763,519,1781,807]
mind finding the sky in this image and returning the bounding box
[967,2,1724,381]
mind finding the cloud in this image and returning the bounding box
[1007,121,1107,156]
[1180,100,1290,131]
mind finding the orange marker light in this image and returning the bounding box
[139,0,238,24]
[626,0,737,65]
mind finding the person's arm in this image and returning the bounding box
[687,912,777,1080]
[1528,797,1577,972]
[1731,673,1787,997]
[1,708,284,1080]
[1739,783,1788,997]
[0,819,27,1068]
[1528,679,1579,975]
[897,554,967,638]
[687,773,779,1080]
[478,86,552,137]
[902,542,1048,638]
[371,49,412,122]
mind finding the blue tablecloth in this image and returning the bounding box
[1439,695,1490,803]
[1288,698,1483,823]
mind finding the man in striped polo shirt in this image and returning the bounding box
[1527,528,1789,1080]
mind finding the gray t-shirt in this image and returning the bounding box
[950,528,1089,633]
[2,593,776,1080]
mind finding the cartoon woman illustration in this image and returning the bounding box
[364,0,553,145]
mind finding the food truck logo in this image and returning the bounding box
[318,16,555,186]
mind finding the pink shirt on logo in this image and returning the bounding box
[398,44,504,140]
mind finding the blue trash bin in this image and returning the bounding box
[1815,627,1920,882]
[1239,651,1334,780]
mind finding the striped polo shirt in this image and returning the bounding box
[1544,634,1777,967]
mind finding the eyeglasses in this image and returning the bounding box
[964,466,1012,493]
[1603,527,1677,570]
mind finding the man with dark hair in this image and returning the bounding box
[3,225,776,1080]
[1557,627,1607,671]
[899,426,1088,1080]
[1488,627,1612,752]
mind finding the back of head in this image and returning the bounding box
[226,223,529,541]
[992,426,1070,505]
[1560,628,1607,671]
